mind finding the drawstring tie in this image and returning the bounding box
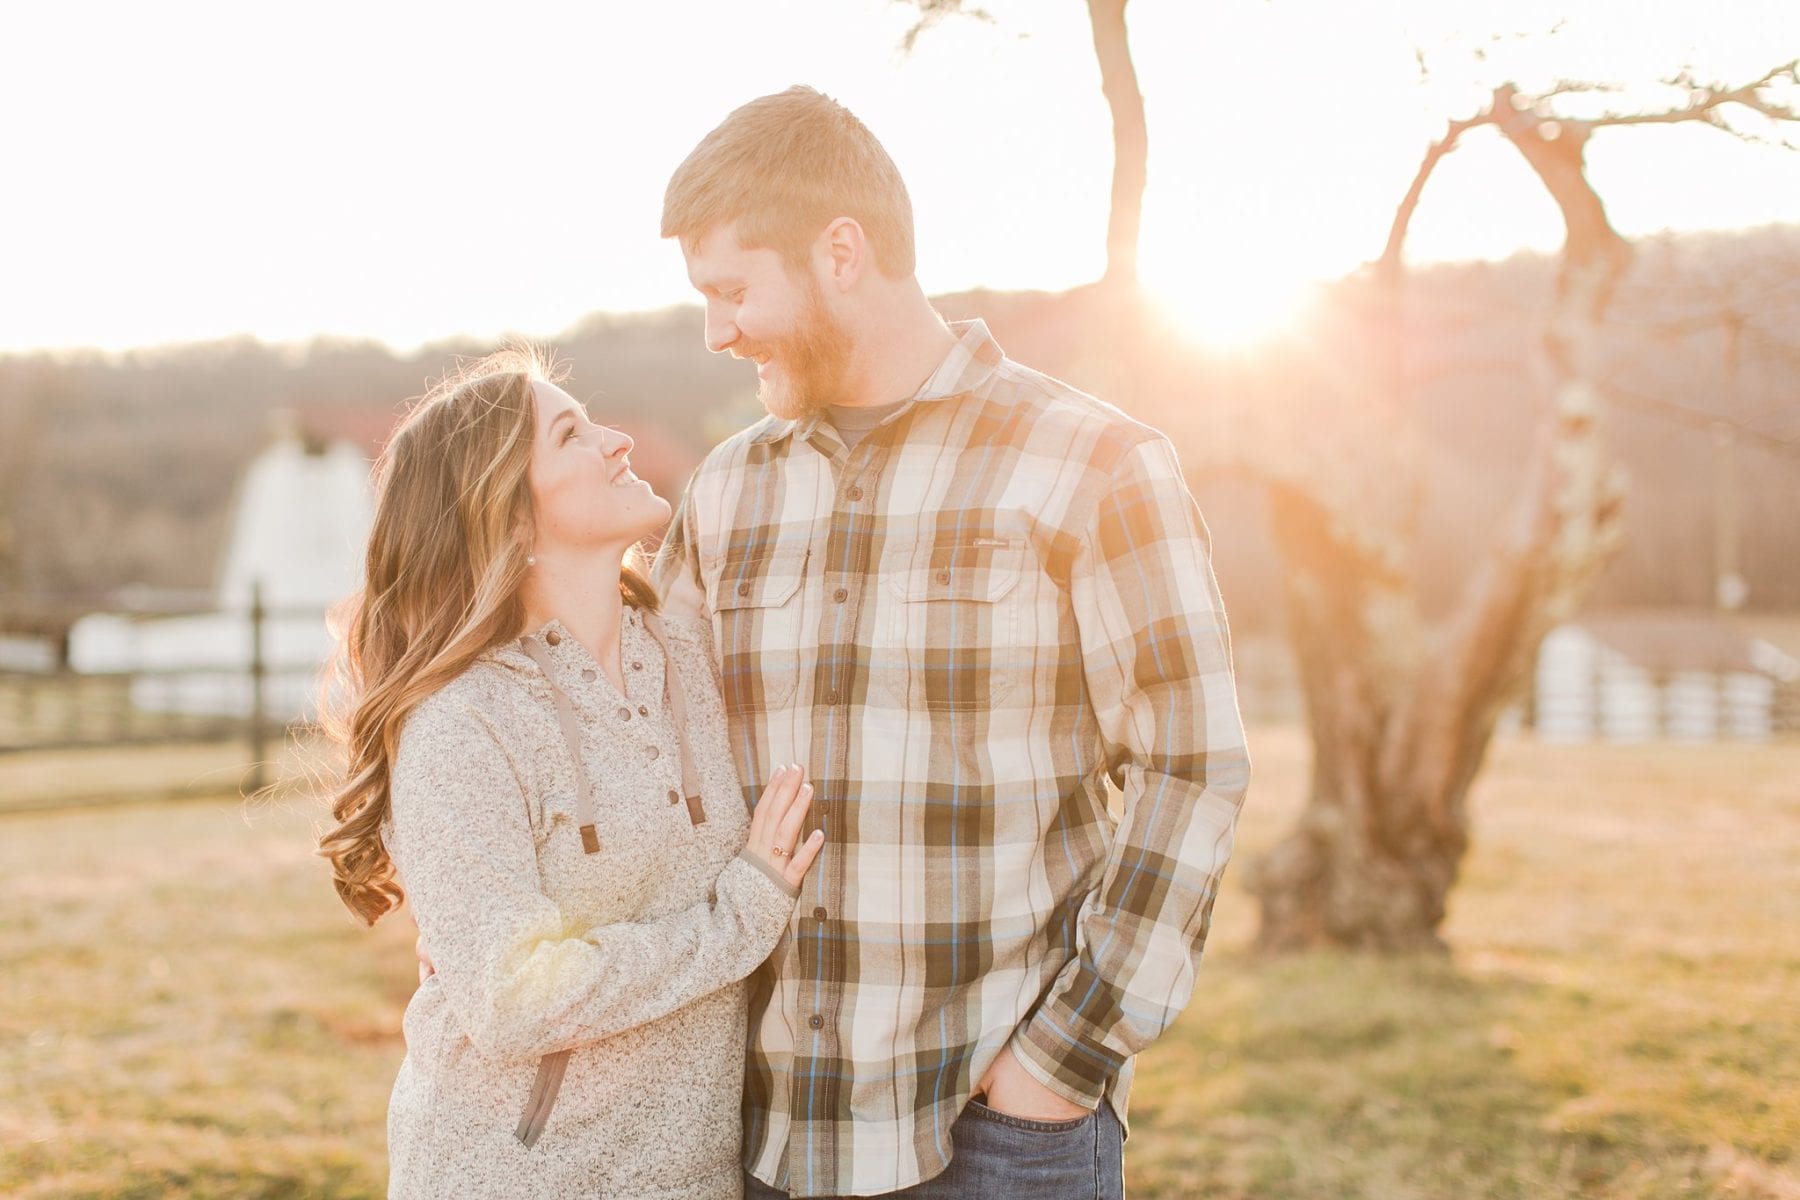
[516,607,705,856]
[640,609,707,827]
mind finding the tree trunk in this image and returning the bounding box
[1086,0,1146,289]
[1247,89,1630,952]
[1246,485,1457,952]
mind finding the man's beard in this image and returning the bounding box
[739,279,852,422]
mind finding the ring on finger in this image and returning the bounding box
[771,845,789,858]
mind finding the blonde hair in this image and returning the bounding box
[317,346,657,925]
[662,85,916,278]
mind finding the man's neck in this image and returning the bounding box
[836,286,957,409]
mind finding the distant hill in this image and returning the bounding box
[1,224,1795,627]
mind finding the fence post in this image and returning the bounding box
[248,581,268,793]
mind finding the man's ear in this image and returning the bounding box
[818,217,867,292]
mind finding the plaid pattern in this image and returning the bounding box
[654,320,1250,1198]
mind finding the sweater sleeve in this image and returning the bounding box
[387,694,796,1062]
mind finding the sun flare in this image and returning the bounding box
[1141,257,1320,353]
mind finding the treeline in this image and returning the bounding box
[1,224,1796,627]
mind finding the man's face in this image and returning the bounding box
[682,221,851,422]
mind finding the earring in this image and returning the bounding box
[526,554,537,566]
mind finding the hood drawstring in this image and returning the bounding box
[640,610,707,827]
[517,607,706,855]
[516,635,604,853]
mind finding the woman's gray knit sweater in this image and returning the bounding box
[381,609,796,1199]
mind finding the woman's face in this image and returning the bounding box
[525,380,670,559]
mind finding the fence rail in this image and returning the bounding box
[0,587,330,793]
[4,606,1796,812]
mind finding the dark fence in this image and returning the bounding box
[0,586,328,794]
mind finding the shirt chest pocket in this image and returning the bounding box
[875,536,1029,711]
[705,547,811,717]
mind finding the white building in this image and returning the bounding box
[1535,611,1800,742]
[69,414,372,719]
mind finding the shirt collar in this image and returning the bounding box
[751,318,1005,446]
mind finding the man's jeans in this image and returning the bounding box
[743,1098,1126,1199]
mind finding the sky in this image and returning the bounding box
[2,0,1796,355]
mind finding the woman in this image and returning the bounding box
[317,347,823,1199]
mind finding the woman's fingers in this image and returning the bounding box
[784,828,825,888]
[749,764,805,850]
[741,766,806,867]
[773,781,814,856]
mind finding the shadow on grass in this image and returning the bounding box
[1126,949,1776,1200]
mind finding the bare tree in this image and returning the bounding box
[898,0,1148,287]
[0,369,52,598]
[897,5,1797,949]
[1242,61,1800,950]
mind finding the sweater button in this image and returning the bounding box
[638,705,649,716]
[617,706,632,721]
[545,630,561,646]
[645,745,660,761]
[808,1014,824,1030]
[667,789,680,805]
[632,661,643,671]
[581,668,596,682]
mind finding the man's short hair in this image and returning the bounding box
[662,86,916,279]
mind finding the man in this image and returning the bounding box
[654,86,1250,1200]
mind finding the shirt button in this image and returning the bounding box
[617,706,632,721]
[845,486,863,501]
[808,1014,824,1030]
[825,690,840,705]
[936,570,950,584]
[737,582,752,597]
[667,788,681,806]
[812,907,827,921]
[833,588,848,603]
[581,668,596,682]
[545,630,561,646]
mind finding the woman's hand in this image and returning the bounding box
[744,763,824,890]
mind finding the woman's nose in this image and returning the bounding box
[603,426,635,456]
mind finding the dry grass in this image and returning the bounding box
[1,728,1795,1198]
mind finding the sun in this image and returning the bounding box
[1141,255,1321,352]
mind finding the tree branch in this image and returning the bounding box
[893,0,994,55]
[1376,113,1493,285]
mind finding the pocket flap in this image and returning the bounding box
[710,549,808,612]
[890,537,1022,603]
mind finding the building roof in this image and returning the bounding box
[1573,610,1800,680]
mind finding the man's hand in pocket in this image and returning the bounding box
[973,1045,1089,1121]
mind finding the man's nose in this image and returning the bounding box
[703,304,737,355]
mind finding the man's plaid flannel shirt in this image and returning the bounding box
[654,319,1250,1197]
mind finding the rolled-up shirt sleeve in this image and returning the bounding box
[1010,432,1252,1108]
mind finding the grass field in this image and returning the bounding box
[2,728,1796,1199]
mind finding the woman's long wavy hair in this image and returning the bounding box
[318,346,658,926]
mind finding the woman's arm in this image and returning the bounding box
[388,694,814,1062]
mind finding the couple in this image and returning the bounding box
[319,86,1251,1200]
